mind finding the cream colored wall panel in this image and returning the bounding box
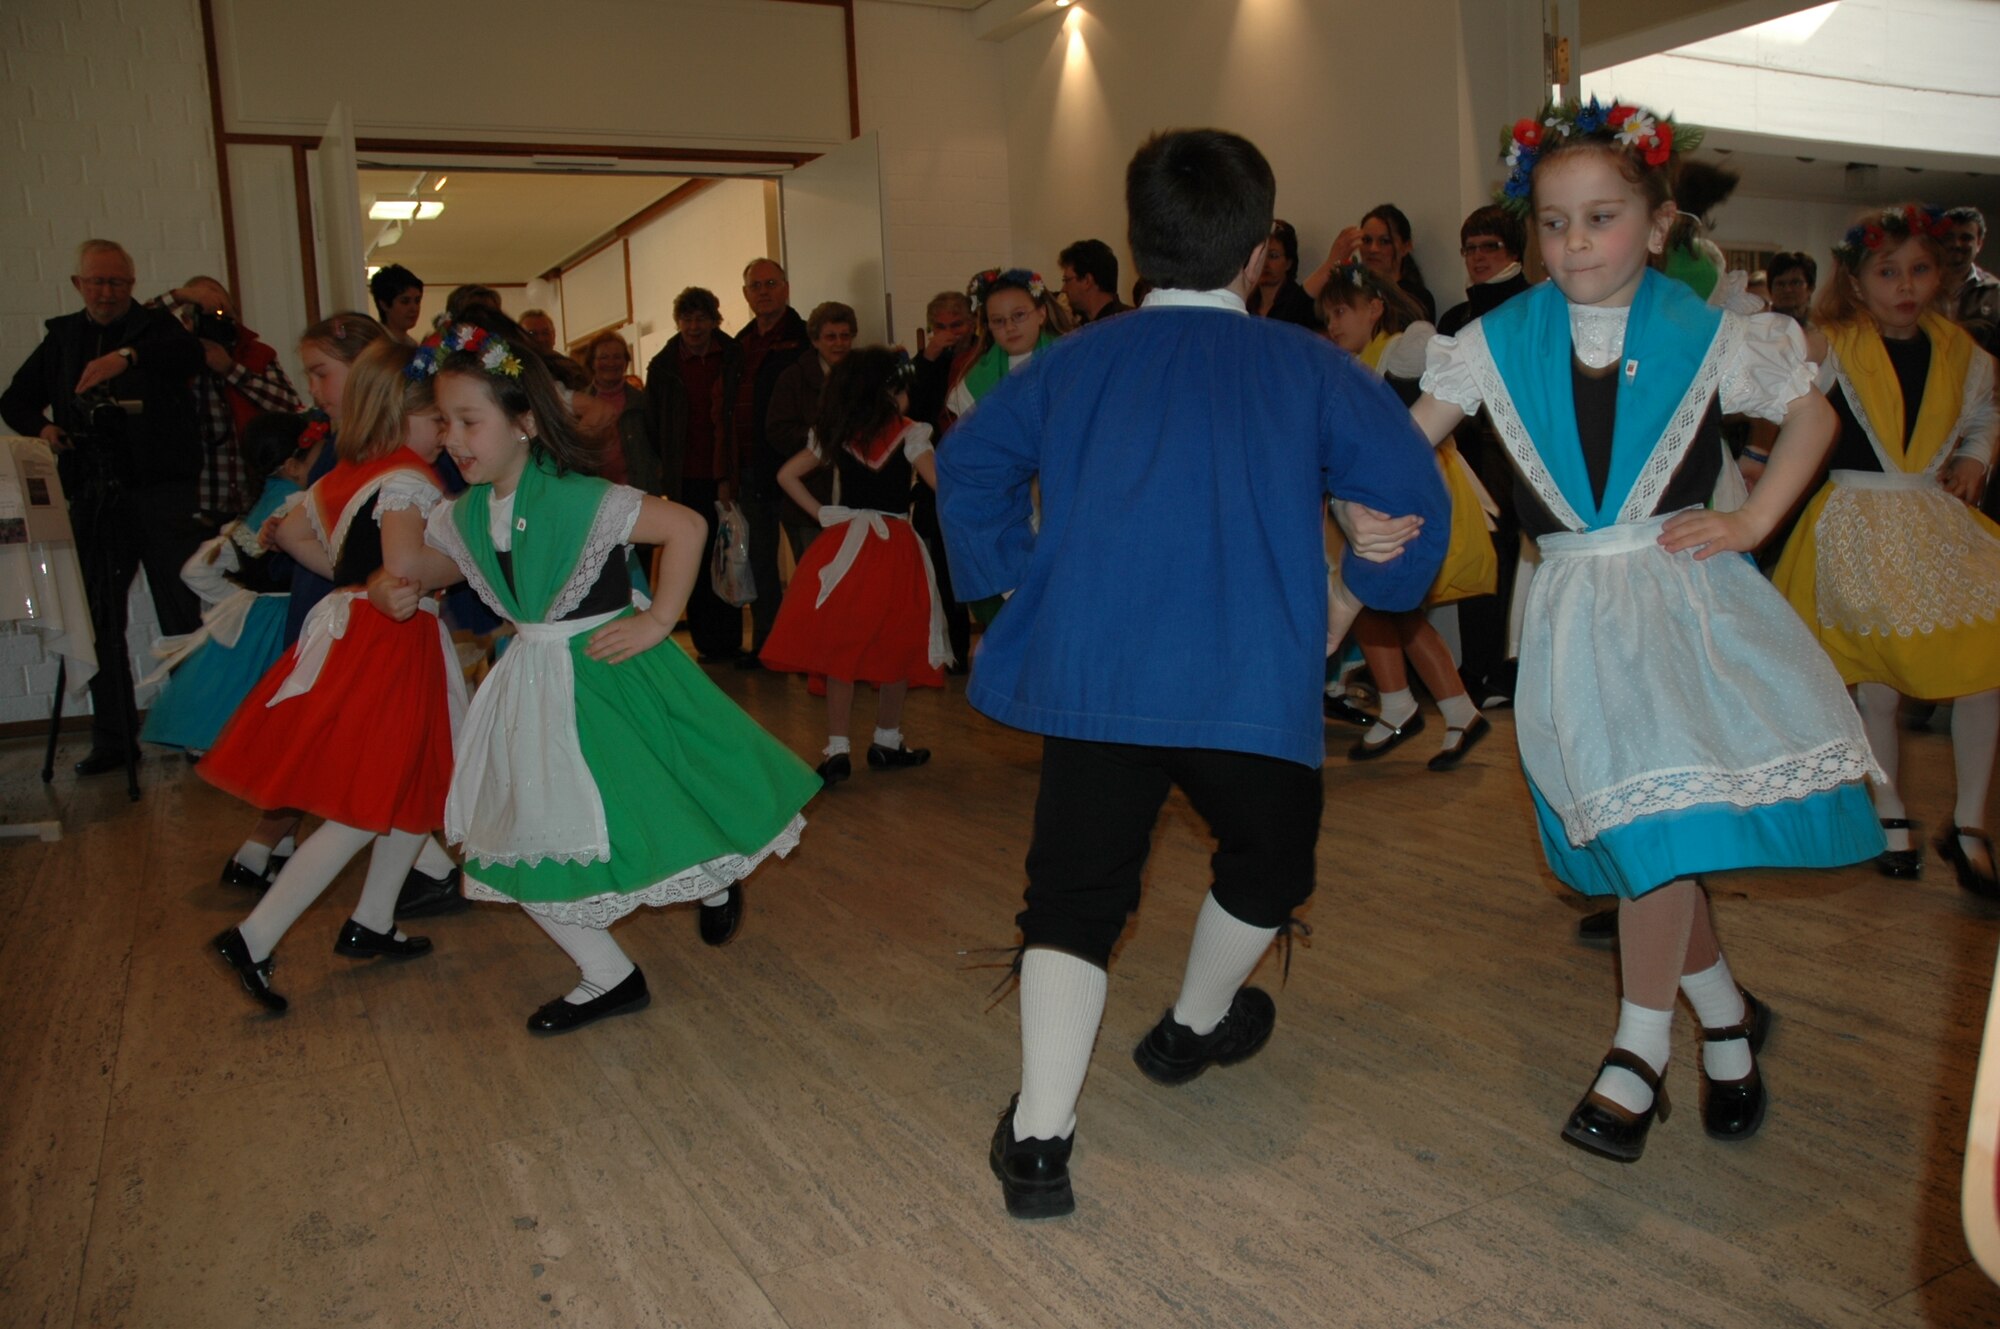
[211,0,849,149]
[561,241,631,340]
[224,143,311,393]
[624,180,777,360]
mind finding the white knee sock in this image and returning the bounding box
[1364,688,1419,745]
[1592,1000,1673,1114]
[1014,947,1107,1141]
[1679,959,1752,1081]
[238,820,376,961]
[349,829,426,937]
[413,834,456,881]
[529,912,637,1004]
[1952,689,1998,833]
[1856,683,1908,848]
[1172,894,1278,1036]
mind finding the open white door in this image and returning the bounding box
[314,103,369,315]
[780,132,890,343]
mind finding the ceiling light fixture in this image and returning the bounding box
[368,200,417,220]
[416,201,444,220]
[433,176,448,190]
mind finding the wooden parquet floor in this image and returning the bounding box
[3,656,1998,1328]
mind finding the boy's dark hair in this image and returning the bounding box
[1945,206,1987,233]
[436,306,598,476]
[1126,129,1276,292]
[814,346,906,461]
[1458,205,1524,259]
[368,263,421,318]
[673,286,722,321]
[1767,250,1817,287]
[236,411,308,510]
[1058,238,1119,294]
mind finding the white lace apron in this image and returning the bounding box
[445,606,620,868]
[268,589,468,734]
[1518,515,1880,846]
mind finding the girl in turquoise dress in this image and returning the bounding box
[369,310,821,1033]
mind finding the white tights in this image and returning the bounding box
[237,822,424,961]
[1855,684,1998,854]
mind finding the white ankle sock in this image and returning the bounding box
[1593,1000,1673,1114]
[1172,894,1278,1035]
[824,736,851,758]
[1438,693,1479,732]
[872,727,902,749]
[530,913,638,1004]
[234,841,272,875]
[1680,959,1752,1080]
[701,889,731,908]
[1014,948,1106,1141]
[1365,689,1418,745]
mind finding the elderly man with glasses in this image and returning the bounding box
[2,239,209,777]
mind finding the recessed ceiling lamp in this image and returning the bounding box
[416,201,444,219]
[1055,0,1074,7]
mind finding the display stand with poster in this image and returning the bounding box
[0,436,95,840]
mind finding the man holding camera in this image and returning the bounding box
[148,276,303,523]
[1,239,209,775]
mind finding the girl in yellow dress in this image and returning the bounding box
[1320,264,1499,769]
[1773,204,2000,894]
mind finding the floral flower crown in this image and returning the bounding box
[967,267,1046,310]
[1496,97,1703,217]
[1832,204,1952,271]
[407,323,524,381]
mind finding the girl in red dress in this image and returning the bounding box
[204,338,462,1011]
[759,348,952,785]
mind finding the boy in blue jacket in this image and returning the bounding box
[938,128,1450,1219]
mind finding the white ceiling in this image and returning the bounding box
[867,0,988,7]
[358,169,687,285]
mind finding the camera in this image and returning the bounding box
[194,306,238,348]
[68,383,141,451]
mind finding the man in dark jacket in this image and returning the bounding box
[642,286,744,660]
[733,259,811,664]
[1,239,207,775]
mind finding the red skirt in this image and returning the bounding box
[760,520,945,689]
[200,597,456,834]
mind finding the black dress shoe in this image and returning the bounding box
[1561,1048,1669,1162]
[395,865,470,919]
[1132,986,1277,1086]
[1939,825,2000,900]
[1347,713,1425,762]
[1576,907,1618,945]
[1700,989,1770,1141]
[816,752,852,789]
[989,1095,1075,1220]
[1323,693,1374,726]
[1876,817,1921,879]
[1427,714,1491,771]
[73,746,138,777]
[698,888,743,946]
[527,966,650,1034]
[211,927,287,1012]
[867,742,931,770]
[219,857,271,893]
[333,918,434,959]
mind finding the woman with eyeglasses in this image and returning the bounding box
[944,269,1073,422]
[1247,220,1322,329]
[1306,203,1438,323]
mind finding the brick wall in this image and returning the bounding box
[1,0,226,727]
[853,2,1016,343]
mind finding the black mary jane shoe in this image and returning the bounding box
[211,927,287,1013]
[1876,817,1921,879]
[989,1095,1075,1220]
[1132,987,1277,1086]
[1561,1048,1669,1163]
[1938,826,2000,901]
[1323,693,1375,727]
[526,967,650,1034]
[219,856,272,893]
[1701,988,1771,1141]
[395,864,470,919]
[1347,712,1425,762]
[698,888,743,947]
[333,918,434,960]
[815,752,852,789]
[1427,715,1492,772]
[867,742,932,771]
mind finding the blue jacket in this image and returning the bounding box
[937,298,1449,768]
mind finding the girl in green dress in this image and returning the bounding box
[370,310,822,1033]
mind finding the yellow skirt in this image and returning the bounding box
[1771,473,2000,700]
[1427,442,1499,607]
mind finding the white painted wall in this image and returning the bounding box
[995,0,1488,319]
[1,0,228,725]
[624,180,783,366]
